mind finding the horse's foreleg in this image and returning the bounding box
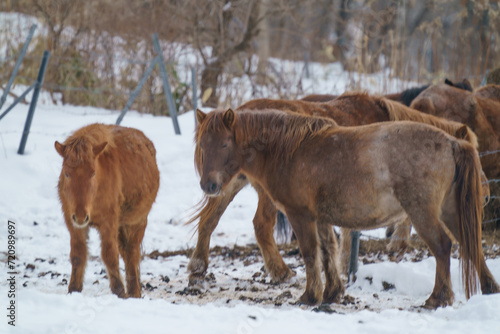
[286,209,322,305]
[188,176,248,287]
[118,220,147,298]
[68,226,89,294]
[253,185,294,283]
[317,223,344,303]
[99,222,126,298]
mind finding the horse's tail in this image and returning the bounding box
[379,97,479,149]
[453,140,484,299]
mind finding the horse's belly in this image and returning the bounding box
[318,185,406,230]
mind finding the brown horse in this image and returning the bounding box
[55,124,160,298]
[187,94,483,286]
[196,108,499,308]
[411,83,500,179]
[302,78,472,106]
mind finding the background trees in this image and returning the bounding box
[1,0,499,111]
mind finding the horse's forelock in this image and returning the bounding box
[63,137,93,168]
[195,111,230,175]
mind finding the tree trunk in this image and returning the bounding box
[201,62,223,108]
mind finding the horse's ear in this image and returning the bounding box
[196,109,207,124]
[462,78,473,91]
[456,125,469,141]
[444,78,453,86]
[223,108,235,128]
[93,142,108,157]
[55,141,65,157]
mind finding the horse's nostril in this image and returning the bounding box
[72,214,76,222]
[84,215,89,223]
[209,183,217,193]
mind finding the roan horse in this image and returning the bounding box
[196,108,499,308]
[55,123,160,298]
[187,94,484,286]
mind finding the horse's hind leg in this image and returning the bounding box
[68,226,89,293]
[286,209,322,305]
[99,221,126,298]
[188,176,248,286]
[406,208,454,308]
[118,220,147,298]
[253,185,294,283]
[317,223,344,303]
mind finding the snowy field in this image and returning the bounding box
[0,88,499,334]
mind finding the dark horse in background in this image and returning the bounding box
[301,78,473,106]
[196,108,498,308]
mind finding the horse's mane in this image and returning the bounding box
[376,96,479,148]
[335,91,370,100]
[197,109,337,169]
[236,109,337,166]
[63,124,113,164]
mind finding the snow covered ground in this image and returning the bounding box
[0,87,499,334]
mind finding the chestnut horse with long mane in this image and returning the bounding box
[196,108,499,308]
[187,93,483,287]
[55,124,160,298]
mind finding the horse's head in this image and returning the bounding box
[444,78,473,92]
[195,108,240,197]
[55,140,107,228]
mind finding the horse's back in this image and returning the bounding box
[89,125,159,223]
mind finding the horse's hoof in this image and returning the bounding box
[423,297,452,310]
[298,292,321,306]
[322,286,345,304]
[270,268,296,284]
[127,291,141,298]
[68,285,82,294]
[482,280,500,294]
[188,275,206,289]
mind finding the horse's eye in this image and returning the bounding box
[221,143,228,149]
[91,172,96,178]
[65,173,69,178]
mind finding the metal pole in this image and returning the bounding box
[348,230,360,283]
[18,51,50,155]
[0,84,35,121]
[191,66,198,124]
[0,24,37,110]
[304,51,310,79]
[152,33,181,135]
[116,55,160,125]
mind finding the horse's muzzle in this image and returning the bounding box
[72,213,90,228]
[200,181,221,197]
